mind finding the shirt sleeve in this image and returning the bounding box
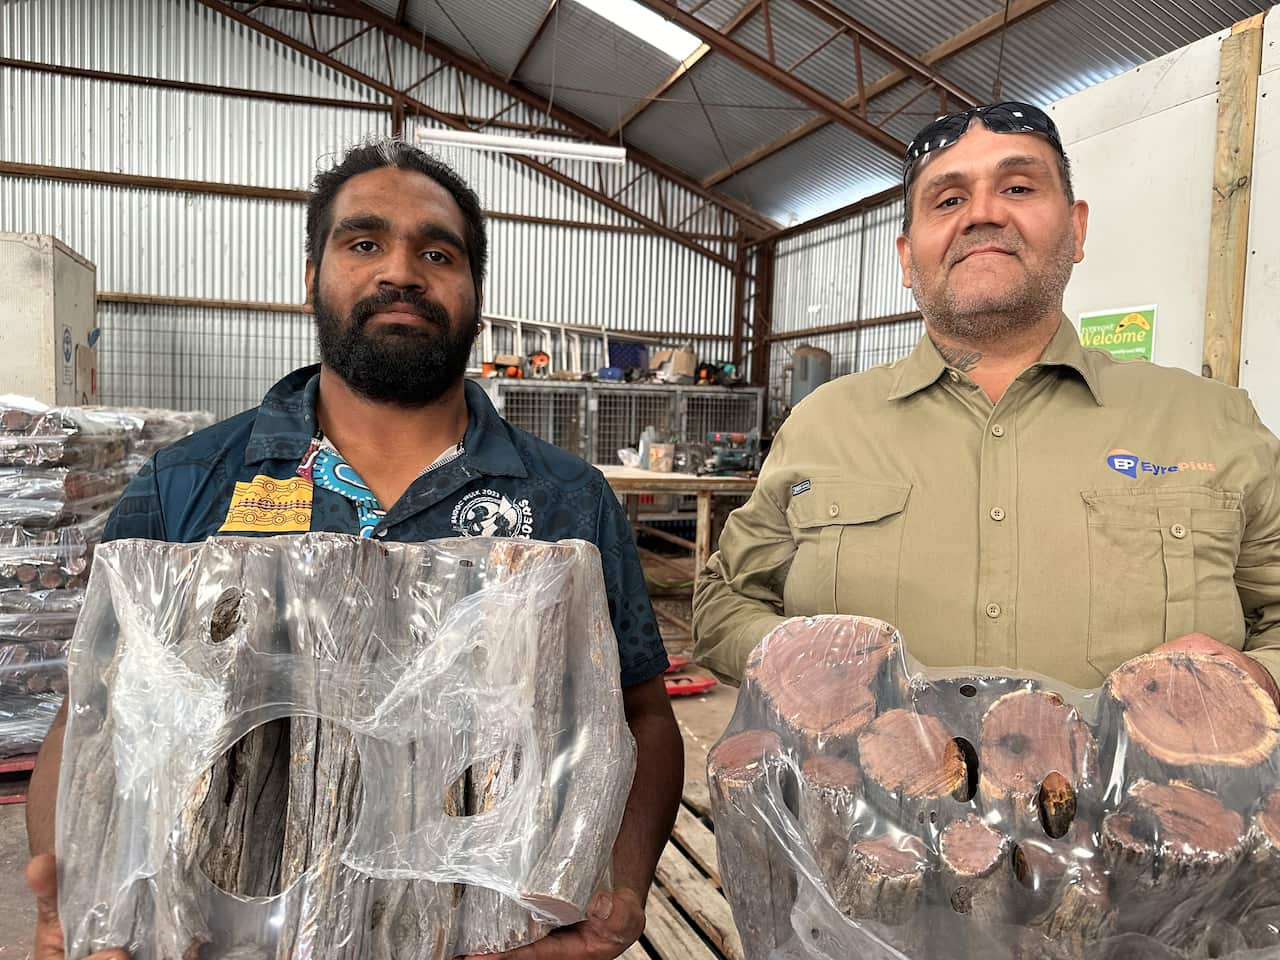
[594,480,669,688]
[691,427,794,685]
[101,455,168,543]
[1236,400,1280,687]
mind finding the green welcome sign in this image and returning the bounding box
[1079,305,1156,361]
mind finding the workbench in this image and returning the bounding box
[598,467,758,571]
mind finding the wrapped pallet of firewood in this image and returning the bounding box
[710,615,1280,959]
[0,639,68,757]
[57,534,636,960]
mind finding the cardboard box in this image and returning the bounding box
[649,347,696,384]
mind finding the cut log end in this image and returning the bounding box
[748,616,900,739]
[941,815,1005,880]
[979,689,1097,803]
[858,709,968,800]
[1107,652,1280,768]
[708,729,784,796]
[852,834,929,879]
[1104,779,1246,865]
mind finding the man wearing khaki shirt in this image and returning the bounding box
[693,102,1280,705]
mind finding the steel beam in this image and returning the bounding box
[321,0,775,231]
[702,0,1060,187]
[631,0,904,157]
[197,0,739,268]
[507,0,559,82]
[789,0,978,107]
[608,0,762,136]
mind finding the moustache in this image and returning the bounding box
[948,233,1024,267]
[350,289,450,329]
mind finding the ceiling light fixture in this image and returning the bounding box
[415,128,627,165]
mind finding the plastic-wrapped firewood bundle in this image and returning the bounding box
[83,406,216,473]
[0,639,67,757]
[0,512,105,592]
[0,395,133,470]
[709,615,1280,960]
[58,533,637,960]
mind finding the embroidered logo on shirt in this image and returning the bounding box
[451,489,534,539]
[219,475,314,533]
[791,480,812,496]
[1106,449,1217,479]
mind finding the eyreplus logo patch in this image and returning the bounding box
[1106,448,1217,479]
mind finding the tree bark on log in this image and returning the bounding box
[857,708,969,833]
[1236,788,1280,949]
[939,814,1011,923]
[744,617,903,752]
[1101,779,1246,945]
[709,729,795,960]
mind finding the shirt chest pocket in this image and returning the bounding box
[1082,486,1245,676]
[783,479,911,621]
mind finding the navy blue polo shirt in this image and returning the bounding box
[102,365,668,688]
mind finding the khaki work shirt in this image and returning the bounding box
[693,318,1280,690]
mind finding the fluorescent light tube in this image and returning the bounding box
[415,128,627,165]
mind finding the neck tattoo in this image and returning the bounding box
[937,344,983,373]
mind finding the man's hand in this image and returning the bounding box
[455,888,645,960]
[1155,633,1280,708]
[27,853,129,960]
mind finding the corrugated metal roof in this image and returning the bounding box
[940,0,1271,108]
[719,120,900,223]
[625,55,817,180]
[8,0,1273,231]
[402,0,553,78]
[515,1,685,132]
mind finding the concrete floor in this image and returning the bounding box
[0,803,33,959]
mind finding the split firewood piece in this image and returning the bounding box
[709,729,795,960]
[745,616,903,750]
[474,541,634,948]
[940,814,1012,925]
[1104,651,1280,806]
[1101,779,1247,944]
[857,708,972,831]
[980,689,1098,837]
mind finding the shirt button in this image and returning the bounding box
[989,506,1006,522]
[991,424,1005,438]
[828,503,840,517]
[948,371,960,382]
[1170,523,1187,539]
[986,602,1002,619]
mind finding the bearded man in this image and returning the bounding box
[26,140,681,960]
[693,102,1280,710]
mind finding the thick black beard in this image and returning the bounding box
[313,284,478,407]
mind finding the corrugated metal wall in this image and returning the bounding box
[0,0,737,418]
[767,196,922,421]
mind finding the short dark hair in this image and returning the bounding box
[901,143,1074,234]
[306,139,488,289]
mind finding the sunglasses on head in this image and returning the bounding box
[902,102,1065,199]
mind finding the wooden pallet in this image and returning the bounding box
[0,753,36,805]
[624,787,742,960]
